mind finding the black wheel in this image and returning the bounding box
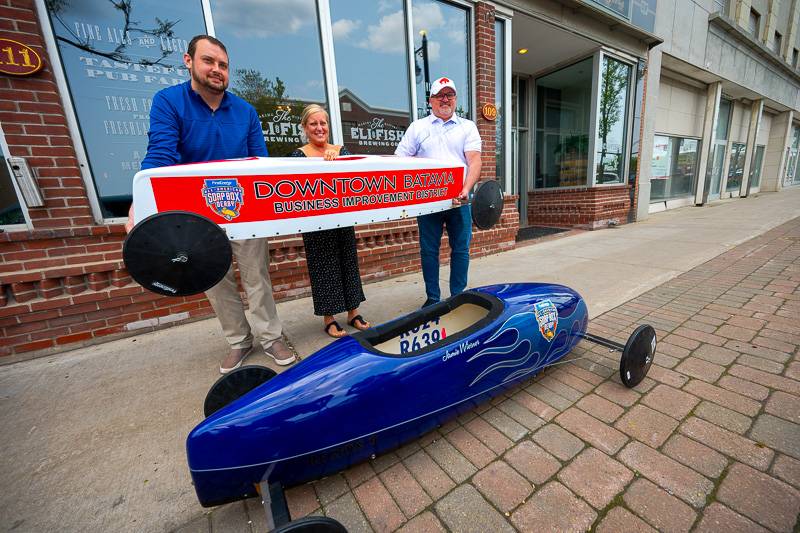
[123,211,232,297]
[471,180,503,230]
[204,365,277,417]
[619,324,656,388]
[272,516,348,533]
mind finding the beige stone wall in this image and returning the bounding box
[757,111,775,145]
[729,101,752,142]
[655,77,706,139]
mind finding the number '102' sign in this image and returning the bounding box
[0,38,43,76]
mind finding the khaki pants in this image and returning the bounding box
[205,238,282,351]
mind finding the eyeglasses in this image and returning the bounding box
[432,93,456,101]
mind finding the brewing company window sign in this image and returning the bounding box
[45,0,206,218]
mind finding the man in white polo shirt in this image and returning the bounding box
[395,76,483,307]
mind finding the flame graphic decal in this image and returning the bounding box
[468,302,587,387]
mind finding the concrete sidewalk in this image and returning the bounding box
[1,188,798,532]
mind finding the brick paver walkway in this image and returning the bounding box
[191,217,800,532]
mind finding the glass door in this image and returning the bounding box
[749,145,765,191]
[726,142,746,195]
[708,98,732,200]
[785,125,800,187]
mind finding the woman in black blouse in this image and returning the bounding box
[290,104,370,338]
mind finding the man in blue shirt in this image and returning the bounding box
[127,35,295,373]
[395,77,482,307]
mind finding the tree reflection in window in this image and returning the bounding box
[596,57,631,185]
[212,0,328,156]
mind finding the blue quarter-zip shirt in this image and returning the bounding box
[141,81,267,170]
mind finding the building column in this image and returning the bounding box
[695,82,722,205]
[764,0,778,47]
[741,99,763,197]
[475,2,496,182]
[784,0,800,62]
[733,0,753,26]
[635,48,662,221]
[762,110,793,191]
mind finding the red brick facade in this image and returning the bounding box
[527,186,632,229]
[475,2,496,183]
[0,1,646,358]
[0,1,522,358]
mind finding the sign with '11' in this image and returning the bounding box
[0,38,43,76]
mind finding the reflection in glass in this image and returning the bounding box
[212,0,328,157]
[495,19,504,183]
[708,99,732,199]
[46,0,206,217]
[0,159,23,225]
[412,0,470,118]
[726,142,746,191]
[535,57,593,188]
[331,0,411,154]
[715,99,732,140]
[650,135,699,202]
[595,56,631,185]
[788,126,800,186]
[750,145,765,188]
[709,143,726,197]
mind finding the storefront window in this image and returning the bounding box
[0,157,23,225]
[750,145,765,188]
[495,19,505,183]
[716,99,732,139]
[45,0,206,218]
[787,125,800,186]
[412,0,471,118]
[535,57,593,188]
[726,142,746,191]
[330,0,411,154]
[595,56,631,185]
[650,135,699,202]
[210,0,328,157]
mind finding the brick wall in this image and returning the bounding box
[0,1,520,359]
[475,2,496,183]
[527,185,632,229]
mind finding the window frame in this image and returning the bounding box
[407,0,475,121]
[35,0,113,224]
[532,52,597,191]
[495,14,512,191]
[39,0,478,216]
[591,48,636,187]
[749,8,760,38]
[0,123,32,229]
[649,133,702,203]
[773,31,783,54]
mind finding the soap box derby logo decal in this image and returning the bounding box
[149,160,463,224]
[201,179,244,221]
[534,299,558,341]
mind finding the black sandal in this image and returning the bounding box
[348,315,371,331]
[324,320,347,338]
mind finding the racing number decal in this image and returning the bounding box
[399,318,446,354]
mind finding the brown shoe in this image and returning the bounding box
[266,340,296,366]
[219,345,254,374]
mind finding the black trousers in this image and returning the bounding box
[303,227,365,316]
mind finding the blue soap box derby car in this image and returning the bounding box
[186,282,656,511]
